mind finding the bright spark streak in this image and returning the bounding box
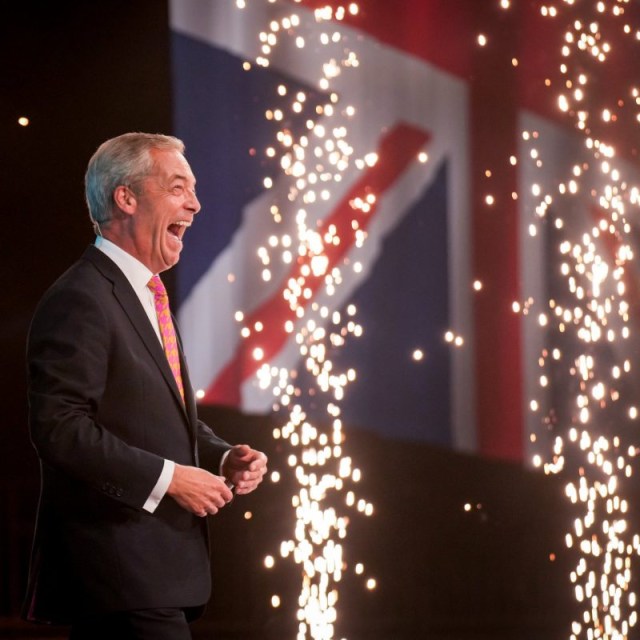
[525,2,640,639]
[237,3,375,639]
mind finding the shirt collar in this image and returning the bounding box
[95,236,155,295]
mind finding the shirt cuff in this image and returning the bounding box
[219,449,231,477]
[142,459,175,513]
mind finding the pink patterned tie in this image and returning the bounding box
[148,275,185,402]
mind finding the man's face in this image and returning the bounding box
[129,148,201,273]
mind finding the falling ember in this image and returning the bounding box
[236,2,374,639]
[522,2,640,640]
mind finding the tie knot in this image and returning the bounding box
[148,275,167,300]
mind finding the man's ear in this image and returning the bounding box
[113,185,137,215]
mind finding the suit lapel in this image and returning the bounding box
[174,323,199,431]
[82,246,191,422]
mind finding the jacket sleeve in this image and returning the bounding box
[27,284,165,511]
[195,420,231,474]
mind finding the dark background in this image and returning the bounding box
[0,0,175,630]
[1,2,585,638]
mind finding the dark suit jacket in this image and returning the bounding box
[23,245,231,625]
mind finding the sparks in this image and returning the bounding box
[237,3,374,639]
[525,3,640,639]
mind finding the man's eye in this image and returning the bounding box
[172,184,184,194]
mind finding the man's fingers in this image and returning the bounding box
[234,483,258,495]
[169,465,236,516]
[230,444,251,461]
[234,477,262,494]
[210,493,228,509]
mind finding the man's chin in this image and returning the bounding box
[160,246,183,271]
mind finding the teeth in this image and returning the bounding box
[173,220,190,227]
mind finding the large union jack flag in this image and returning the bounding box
[170,0,624,462]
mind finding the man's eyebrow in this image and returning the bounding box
[169,173,196,185]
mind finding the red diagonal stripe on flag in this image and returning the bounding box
[204,122,431,405]
[591,207,640,323]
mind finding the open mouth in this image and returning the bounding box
[167,220,190,242]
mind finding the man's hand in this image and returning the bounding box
[222,444,268,495]
[167,464,233,517]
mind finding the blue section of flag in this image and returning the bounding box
[302,162,451,444]
[172,33,319,304]
[172,33,276,303]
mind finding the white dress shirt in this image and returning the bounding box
[95,236,174,513]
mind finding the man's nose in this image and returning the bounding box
[187,189,201,214]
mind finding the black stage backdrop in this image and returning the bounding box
[0,2,586,639]
[0,0,173,621]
